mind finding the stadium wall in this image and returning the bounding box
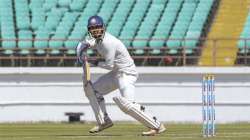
[0,67,250,123]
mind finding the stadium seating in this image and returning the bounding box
[49,12,79,55]
[149,0,180,55]
[183,0,214,54]
[132,0,166,55]
[64,0,88,54]
[34,27,50,54]
[107,0,134,38]
[0,0,216,66]
[0,0,16,55]
[15,0,30,29]
[238,12,250,54]
[166,0,214,55]
[98,0,119,24]
[119,0,151,48]
[18,30,33,55]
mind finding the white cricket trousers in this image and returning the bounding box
[90,70,161,129]
[93,70,137,102]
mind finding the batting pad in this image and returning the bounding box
[84,81,105,125]
[113,96,161,129]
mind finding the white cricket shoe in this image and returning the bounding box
[89,119,113,133]
[142,124,166,136]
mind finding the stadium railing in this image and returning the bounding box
[0,38,250,67]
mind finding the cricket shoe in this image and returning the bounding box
[89,118,113,133]
[142,124,166,136]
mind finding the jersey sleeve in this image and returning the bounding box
[76,42,87,57]
[76,42,82,57]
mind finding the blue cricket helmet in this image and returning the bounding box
[88,15,104,28]
[87,15,105,39]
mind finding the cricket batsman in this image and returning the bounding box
[76,15,166,136]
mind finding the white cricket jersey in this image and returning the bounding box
[84,32,138,76]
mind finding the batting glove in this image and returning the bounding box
[76,42,89,64]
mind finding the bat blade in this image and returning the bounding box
[83,55,91,82]
[85,60,91,81]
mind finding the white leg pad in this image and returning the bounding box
[113,96,161,129]
[84,81,105,125]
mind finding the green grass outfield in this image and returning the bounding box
[0,123,250,140]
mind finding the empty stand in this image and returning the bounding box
[167,0,195,54]
[107,0,134,37]
[14,0,30,29]
[183,0,214,54]
[0,0,217,66]
[18,30,33,55]
[120,0,151,48]
[49,12,79,55]
[0,0,16,55]
[132,0,166,55]
[238,11,250,54]
[149,0,180,55]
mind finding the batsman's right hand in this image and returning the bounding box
[76,42,89,64]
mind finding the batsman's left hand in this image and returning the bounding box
[76,42,89,64]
